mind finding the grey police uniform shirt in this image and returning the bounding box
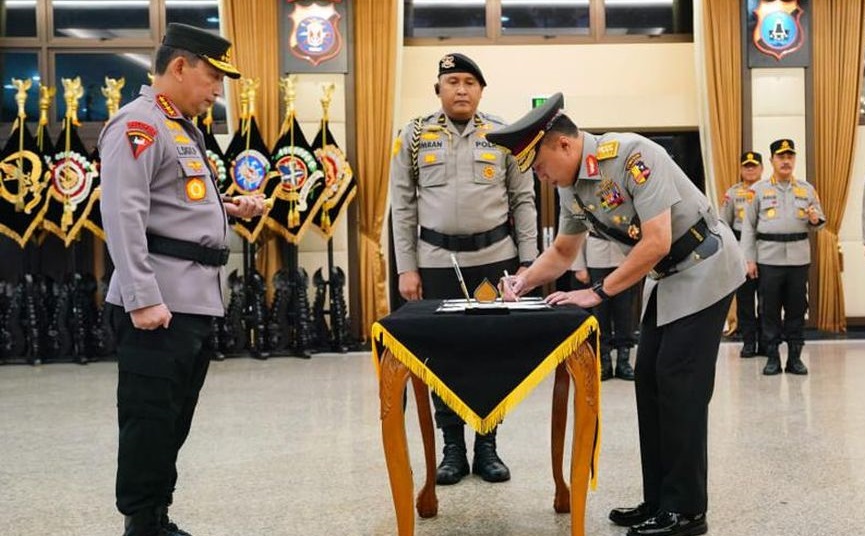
[99,85,228,317]
[557,132,746,326]
[740,176,825,266]
[720,181,756,233]
[572,234,626,271]
[390,110,538,271]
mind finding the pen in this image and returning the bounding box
[503,270,520,302]
[450,253,472,302]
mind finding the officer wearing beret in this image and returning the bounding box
[741,139,825,376]
[492,93,745,536]
[721,151,764,358]
[572,233,637,381]
[390,53,538,486]
[99,23,264,536]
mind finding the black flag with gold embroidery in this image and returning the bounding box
[224,114,273,243]
[0,118,50,247]
[311,117,356,239]
[264,110,325,244]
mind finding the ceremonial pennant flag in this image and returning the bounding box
[42,77,99,247]
[311,113,356,239]
[223,110,273,243]
[197,107,229,196]
[0,117,50,247]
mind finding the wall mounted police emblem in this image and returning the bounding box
[288,1,343,67]
[752,0,805,61]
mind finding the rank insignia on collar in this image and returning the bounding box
[155,94,181,118]
[585,154,599,177]
[596,140,619,160]
[126,121,157,159]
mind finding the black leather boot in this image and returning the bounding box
[472,428,511,483]
[609,502,658,527]
[739,341,757,358]
[615,347,635,381]
[785,342,808,375]
[600,350,613,381]
[762,344,781,376]
[436,425,469,485]
[123,509,163,536]
[156,505,192,536]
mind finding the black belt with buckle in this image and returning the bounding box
[420,221,511,252]
[756,232,808,242]
[650,219,711,279]
[146,233,230,267]
[733,229,742,241]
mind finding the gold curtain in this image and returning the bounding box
[355,0,398,340]
[811,0,865,332]
[223,0,282,300]
[702,0,742,203]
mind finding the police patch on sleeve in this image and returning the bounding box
[126,121,157,159]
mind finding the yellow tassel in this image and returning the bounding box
[321,210,331,234]
[61,202,73,231]
[14,196,24,212]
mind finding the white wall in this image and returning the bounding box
[750,68,808,181]
[839,126,865,317]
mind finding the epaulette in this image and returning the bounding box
[476,111,507,127]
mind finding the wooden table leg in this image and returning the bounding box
[551,362,571,514]
[411,374,438,518]
[380,350,415,535]
[564,342,601,536]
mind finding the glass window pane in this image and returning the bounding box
[52,0,150,39]
[1,51,40,122]
[502,0,590,37]
[166,0,220,32]
[54,52,152,122]
[605,0,693,36]
[1,0,38,37]
[404,0,486,39]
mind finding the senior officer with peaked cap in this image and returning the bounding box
[390,52,538,486]
[100,23,264,536]
[491,93,745,536]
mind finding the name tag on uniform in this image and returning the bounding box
[177,145,199,157]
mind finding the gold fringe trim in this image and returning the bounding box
[263,190,327,245]
[371,316,599,436]
[0,193,51,248]
[312,183,357,240]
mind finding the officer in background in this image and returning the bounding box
[720,151,763,358]
[100,24,263,536]
[573,233,637,381]
[492,93,745,536]
[741,139,825,376]
[390,53,538,486]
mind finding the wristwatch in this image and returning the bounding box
[519,260,533,268]
[591,279,611,302]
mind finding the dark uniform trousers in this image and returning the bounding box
[588,266,637,354]
[635,289,733,515]
[757,264,809,347]
[419,257,519,428]
[109,304,215,515]
[735,276,760,345]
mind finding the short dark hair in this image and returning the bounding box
[154,45,200,75]
[542,114,579,147]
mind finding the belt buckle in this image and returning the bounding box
[648,269,662,281]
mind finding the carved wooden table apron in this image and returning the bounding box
[372,300,600,536]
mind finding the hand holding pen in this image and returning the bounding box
[500,270,524,302]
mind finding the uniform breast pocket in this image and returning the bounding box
[760,198,778,218]
[417,149,446,188]
[793,197,810,219]
[177,157,214,204]
[472,149,504,185]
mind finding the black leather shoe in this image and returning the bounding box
[600,352,613,381]
[739,342,756,358]
[763,356,782,375]
[609,502,658,527]
[785,343,808,375]
[615,348,635,381]
[436,443,470,485]
[627,511,707,536]
[158,506,192,536]
[472,432,511,483]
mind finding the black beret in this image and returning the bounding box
[770,138,796,155]
[740,151,762,165]
[485,92,565,173]
[162,23,241,79]
[438,53,486,87]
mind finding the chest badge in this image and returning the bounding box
[597,180,625,211]
[483,165,495,180]
[185,177,207,201]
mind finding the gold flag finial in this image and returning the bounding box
[279,75,298,119]
[38,85,56,127]
[61,76,84,125]
[238,80,250,120]
[12,78,32,120]
[320,82,335,122]
[203,104,214,130]
[101,76,125,119]
[240,78,260,118]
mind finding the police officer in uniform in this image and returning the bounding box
[741,139,824,376]
[573,233,637,381]
[721,151,763,358]
[390,53,538,485]
[99,24,264,536]
[491,93,745,536]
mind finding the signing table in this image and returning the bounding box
[371,300,600,536]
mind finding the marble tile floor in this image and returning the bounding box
[1,341,864,536]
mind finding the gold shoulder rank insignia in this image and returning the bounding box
[391,136,402,158]
[792,186,808,198]
[174,134,190,144]
[155,94,180,118]
[597,140,619,161]
[421,132,440,141]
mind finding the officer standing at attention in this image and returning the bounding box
[573,233,637,381]
[720,151,764,358]
[491,93,745,536]
[390,53,538,486]
[741,139,824,376]
[99,23,264,536]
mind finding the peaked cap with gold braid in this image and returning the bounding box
[485,92,565,173]
[162,22,241,79]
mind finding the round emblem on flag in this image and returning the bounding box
[276,154,309,191]
[231,150,269,192]
[50,151,94,206]
[185,177,207,201]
